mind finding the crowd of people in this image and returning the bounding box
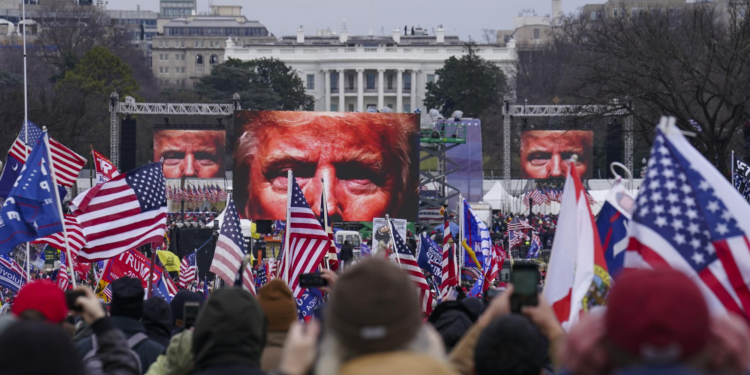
[1,257,748,375]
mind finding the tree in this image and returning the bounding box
[56,46,139,97]
[555,2,750,175]
[424,43,508,117]
[197,57,314,111]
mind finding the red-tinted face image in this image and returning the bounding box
[153,130,225,178]
[233,111,419,221]
[520,130,593,179]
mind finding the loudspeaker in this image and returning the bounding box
[172,227,215,281]
[120,117,137,172]
[255,220,272,234]
[607,121,623,179]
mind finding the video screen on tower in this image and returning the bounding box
[153,127,226,179]
[233,111,420,222]
[520,130,594,179]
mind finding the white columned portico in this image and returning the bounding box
[338,69,345,112]
[396,69,403,113]
[324,70,331,111]
[410,70,417,112]
[357,69,364,112]
[377,69,385,110]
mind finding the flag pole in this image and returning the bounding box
[283,170,293,284]
[385,215,401,266]
[43,130,76,288]
[321,177,330,270]
[458,194,464,269]
[732,150,735,188]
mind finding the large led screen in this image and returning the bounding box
[520,130,593,179]
[153,128,226,178]
[233,111,420,222]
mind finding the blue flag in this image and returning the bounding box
[296,287,322,320]
[0,133,63,255]
[152,278,173,303]
[203,276,209,301]
[417,234,443,285]
[360,243,372,257]
[526,233,541,259]
[0,255,26,292]
[596,183,633,277]
[462,199,491,267]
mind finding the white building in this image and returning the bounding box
[224,26,516,112]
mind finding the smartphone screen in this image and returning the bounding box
[512,269,538,295]
[183,302,200,329]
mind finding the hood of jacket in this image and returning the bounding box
[339,352,458,375]
[428,301,477,351]
[143,297,173,343]
[164,330,195,375]
[192,288,267,371]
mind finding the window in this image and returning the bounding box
[210,54,219,64]
[590,11,597,20]
[533,29,540,40]
[348,104,355,112]
[330,104,338,112]
[165,67,169,74]
[366,73,375,89]
[181,67,186,73]
[387,74,393,90]
[158,54,162,61]
[331,74,338,90]
[404,74,412,90]
[426,74,435,84]
[175,53,180,60]
[307,74,315,90]
[403,104,411,113]
[180,41,185,48]
[196,55,204,64]
[348,74,354,90]
[197,67,203,75]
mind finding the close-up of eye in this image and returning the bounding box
[527,152,551,166]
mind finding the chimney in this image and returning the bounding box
[339,29,349,43]
[297,26,305,43]
[552,0,562,23]
[436,25,445,44]
[392,28,400,43]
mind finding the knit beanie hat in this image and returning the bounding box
[170,290,205,327]
[110,277,144,320]
[327,258,421,355]
[606,268,710,363]
[258,279,297,332]
[12,280,68,323]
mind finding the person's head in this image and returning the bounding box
[154,129,225,178]
[234,111,418,221]
[170,290,205,330]
[110,277,145,320]
[474,314,546,375]
[0,321,84,375]
[344,240,349,246]
[257,279,296,332]
[606,268,710,368]
[318,258,443,373]
[143,297,173,338]
[192,288,266,370]
[12,280,67,323]
[520,130,592,179]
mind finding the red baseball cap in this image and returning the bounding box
[12,280,68,323]
[606,268,709,363]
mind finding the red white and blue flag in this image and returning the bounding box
[210,195,247,286]
[527,233,542,259]
[58,251,70,291]
[32,214,86,259]
[71,162,168,261]
[440,208,457,300]
[179,251,197,289]
[0,255,27,292]
[279,175,330,298]
[626,117,750,318]
[389,218,433,315]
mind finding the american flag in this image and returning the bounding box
[268,257,277,280]
[440,208,457,299]
[31,214,85,258]
[538,188,550,204]
[241,264,256,296]
[179,251,197,288]
[257,261,268,288]
[57,251,70,291]
[509,230,528,249]
[279,175,330,298]
[103,285,113,300]
[389,219,433,315]
[9,121,86,187]
[508,217,534,231]
[210,195,247,286]
[0,254,27,289]
[626,118,750,317]
[71,162,168,261]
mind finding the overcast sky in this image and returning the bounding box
[104,0,599,40]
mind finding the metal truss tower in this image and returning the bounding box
[109,92,241,168]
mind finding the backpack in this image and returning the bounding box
[83,332,147,375]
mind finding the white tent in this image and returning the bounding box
[483,181,516,210]
[205,206,254,237]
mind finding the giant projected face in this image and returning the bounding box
[520,130,593,179]
[233,111,420,222]
[153,129,226,178]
